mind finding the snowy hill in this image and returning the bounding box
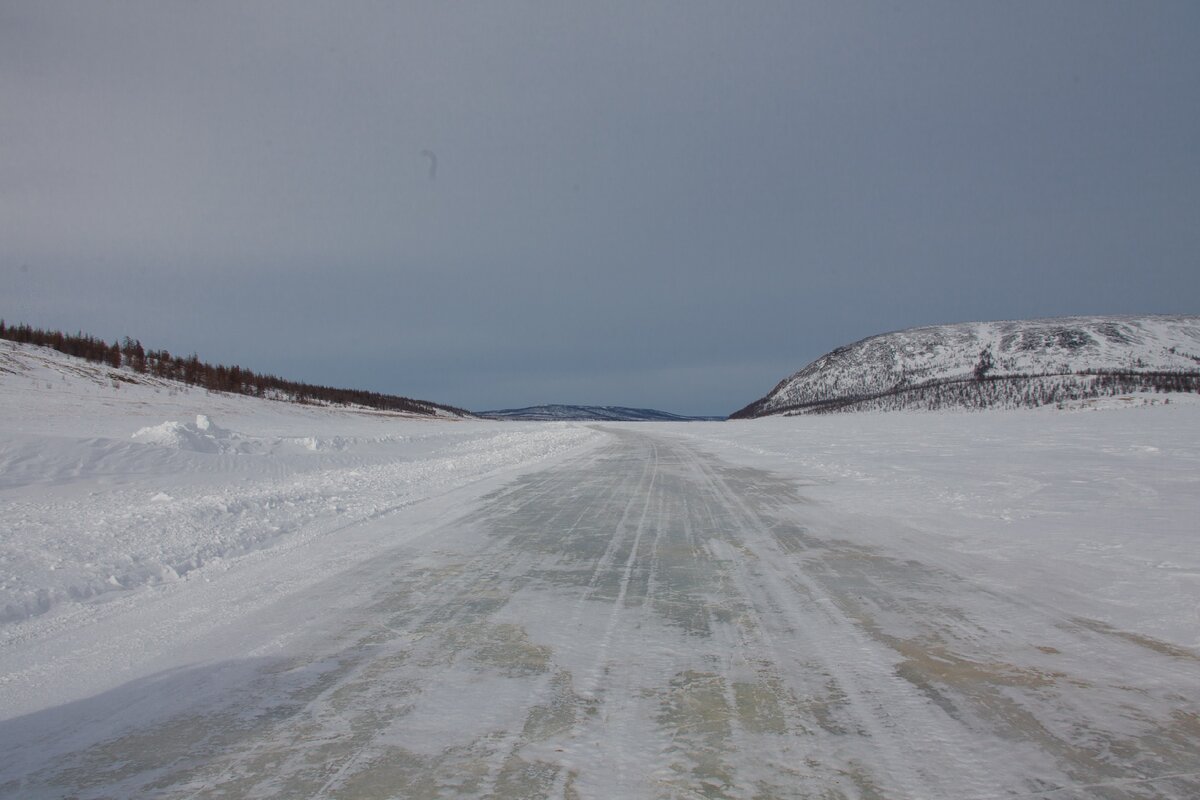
[0,323,473,419]
[479,405,725,422]
[732,315,1200,417]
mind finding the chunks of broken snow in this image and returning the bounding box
[132,414,242,454]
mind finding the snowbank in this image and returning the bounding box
[0,341,604,625]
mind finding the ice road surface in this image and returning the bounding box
[1,355,1198,798]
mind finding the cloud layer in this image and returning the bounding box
[4,3,1198,414]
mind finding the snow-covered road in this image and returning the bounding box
[3,426,1196,799]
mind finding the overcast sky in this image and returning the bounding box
[4,2,1198,415]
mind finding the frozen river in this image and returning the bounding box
[3,426,1197,799]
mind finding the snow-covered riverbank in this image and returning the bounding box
[0,341,604,627]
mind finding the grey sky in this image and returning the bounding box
[3,2,1198,415]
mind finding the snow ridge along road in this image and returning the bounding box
[3,427,1196,799]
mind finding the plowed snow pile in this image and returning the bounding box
[130,414,242,453]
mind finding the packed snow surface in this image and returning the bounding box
[741,314,1200,416]
[2,339,1199,798]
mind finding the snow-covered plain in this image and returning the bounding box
[668,400,1200,655]
[2,340,1198,798]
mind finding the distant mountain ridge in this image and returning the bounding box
[732,315,1200,418]
[479,405,724,422]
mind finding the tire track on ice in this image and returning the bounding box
[679,435,995,798]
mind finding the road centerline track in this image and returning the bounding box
[2,428,1197,799]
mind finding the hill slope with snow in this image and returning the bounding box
[0,323,473,419]
[733,315,1200,417]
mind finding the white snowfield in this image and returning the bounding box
[2,340,1199,798]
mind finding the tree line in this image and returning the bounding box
[0,320,470,418]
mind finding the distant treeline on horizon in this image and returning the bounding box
[0,320,468,418]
